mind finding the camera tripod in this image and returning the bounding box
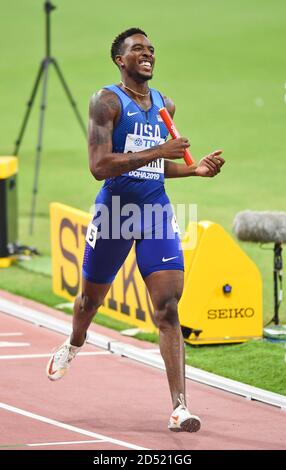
[14,1,86,233]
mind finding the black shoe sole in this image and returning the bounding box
[169,417,201,433]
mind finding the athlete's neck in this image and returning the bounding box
[119,77,150,98]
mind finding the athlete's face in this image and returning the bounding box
[116,34,155,81]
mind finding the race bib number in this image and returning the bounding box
[124,133,165,178]
[86,223,98,249]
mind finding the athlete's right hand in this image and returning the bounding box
[157,138,190,160]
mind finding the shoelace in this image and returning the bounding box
[177,394,187,409]
[171,394,187,420]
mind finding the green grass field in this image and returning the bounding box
[1,0,286,394]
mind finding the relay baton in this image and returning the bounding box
[159,107,194,166]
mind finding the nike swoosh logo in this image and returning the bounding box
[162,256,179,263]
[171,415,179,422]
[127,111,139,116]
[48,357,56,375]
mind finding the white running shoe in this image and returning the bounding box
[46,337,83,381]
[168,394,201,432]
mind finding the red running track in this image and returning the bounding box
[0,294,285,450]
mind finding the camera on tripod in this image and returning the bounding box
[14,1,86,234]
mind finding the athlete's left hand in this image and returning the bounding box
[194,150,225,177]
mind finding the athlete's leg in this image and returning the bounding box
[70,279,111,347]
[46,280,109,381]
[46,279,108,380]
[46,248,132,380]
[71,232,134,346]
[136,206,186,409]
[144,270,185,409]
[46,226,134,380]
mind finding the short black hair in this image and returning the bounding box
[111,28,147,64]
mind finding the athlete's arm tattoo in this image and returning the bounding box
[88,90,162,180]
[88,92,117,147]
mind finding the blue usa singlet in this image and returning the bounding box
[101,84,169,205]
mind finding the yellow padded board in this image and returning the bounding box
[179,221,263,344]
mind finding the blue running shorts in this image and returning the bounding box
[82,187,184,284]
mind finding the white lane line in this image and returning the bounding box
[0,402,149,451]
[0,342,30,348]
[0,439,107,449]
[28,439,107,447]
[0,351,111,360]
[0,333,23,337]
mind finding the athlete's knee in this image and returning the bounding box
[154,298,179,330]
[77,293,101,316]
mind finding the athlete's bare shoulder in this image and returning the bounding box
[89,88,121,126]
[163,95,176,118]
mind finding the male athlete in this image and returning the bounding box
[46,28,224,432]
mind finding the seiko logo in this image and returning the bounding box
[207,308,255,319]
